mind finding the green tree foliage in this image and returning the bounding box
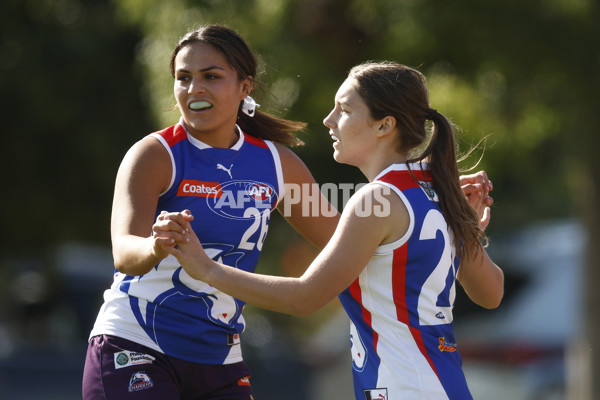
[0,0,153,250]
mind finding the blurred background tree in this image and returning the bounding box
[0,0,597,398]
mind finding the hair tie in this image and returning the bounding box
[241,96,260,117]
[426,108,438,120]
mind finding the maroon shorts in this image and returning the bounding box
[82,335,254,400]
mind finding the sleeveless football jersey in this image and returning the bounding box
[90,122,284,365]
[338,163,472,400]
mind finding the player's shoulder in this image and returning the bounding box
[122,133,172,172]
[149,124,187,148]
[273,142,303,165]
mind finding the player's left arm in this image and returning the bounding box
[457,246,503,309]
[457,174,503,309]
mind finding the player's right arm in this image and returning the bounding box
[165,183,401,316]
[110,136,174,276]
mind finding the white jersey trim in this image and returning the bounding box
[150,133,176,196]
[265,141,285,207]
[371,181,415,256]
[179,118,245,151]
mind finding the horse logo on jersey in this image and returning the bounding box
[350,322,367,371]
[217,163,234,179]
[123,244,247,357]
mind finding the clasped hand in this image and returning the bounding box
[152,209,211,280]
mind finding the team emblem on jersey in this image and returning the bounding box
[364,388,388,399]
[128,371,153,392]
[438,337,457,352]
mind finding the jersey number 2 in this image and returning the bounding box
[418,208,457,326]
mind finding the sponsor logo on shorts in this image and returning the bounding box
[238,376,251,386]
[438,337,457,352]
[114,350,155,369]
[128,371,153,392]
[364,388,388,399]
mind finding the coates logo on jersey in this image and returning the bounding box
[177,180,222,198]
[206,180,277,220]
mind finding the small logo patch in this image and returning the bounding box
[114,350,155,369]
[438,337,457,352]
[238,376,251,386]
[246,183,273,201]
[217,163,234,179]
[227,333,240,346]
[128,371,153,392]
[364,388,388,399]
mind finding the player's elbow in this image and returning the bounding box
[477,286,504,309]
[112,250,128,274]
[298,305,321,317]
[112,248,155,276]
[287,299,321,317]
[480,295,502,309]
[284,290,324,317]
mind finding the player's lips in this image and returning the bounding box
[189,100,213,111]
[330,133,340,142]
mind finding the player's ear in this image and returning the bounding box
[241,76,253,97]
[376,116,396,138]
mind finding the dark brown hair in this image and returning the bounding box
[170,25,305,146]
[348,61,486,259]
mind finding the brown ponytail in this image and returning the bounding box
[237,109,305,147]
[170,25,305,147]
[348,61,485,259]
[415,109,486,259]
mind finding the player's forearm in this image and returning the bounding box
[112,235,163,276]
[459,248,504,309]
[193,260,319,317]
